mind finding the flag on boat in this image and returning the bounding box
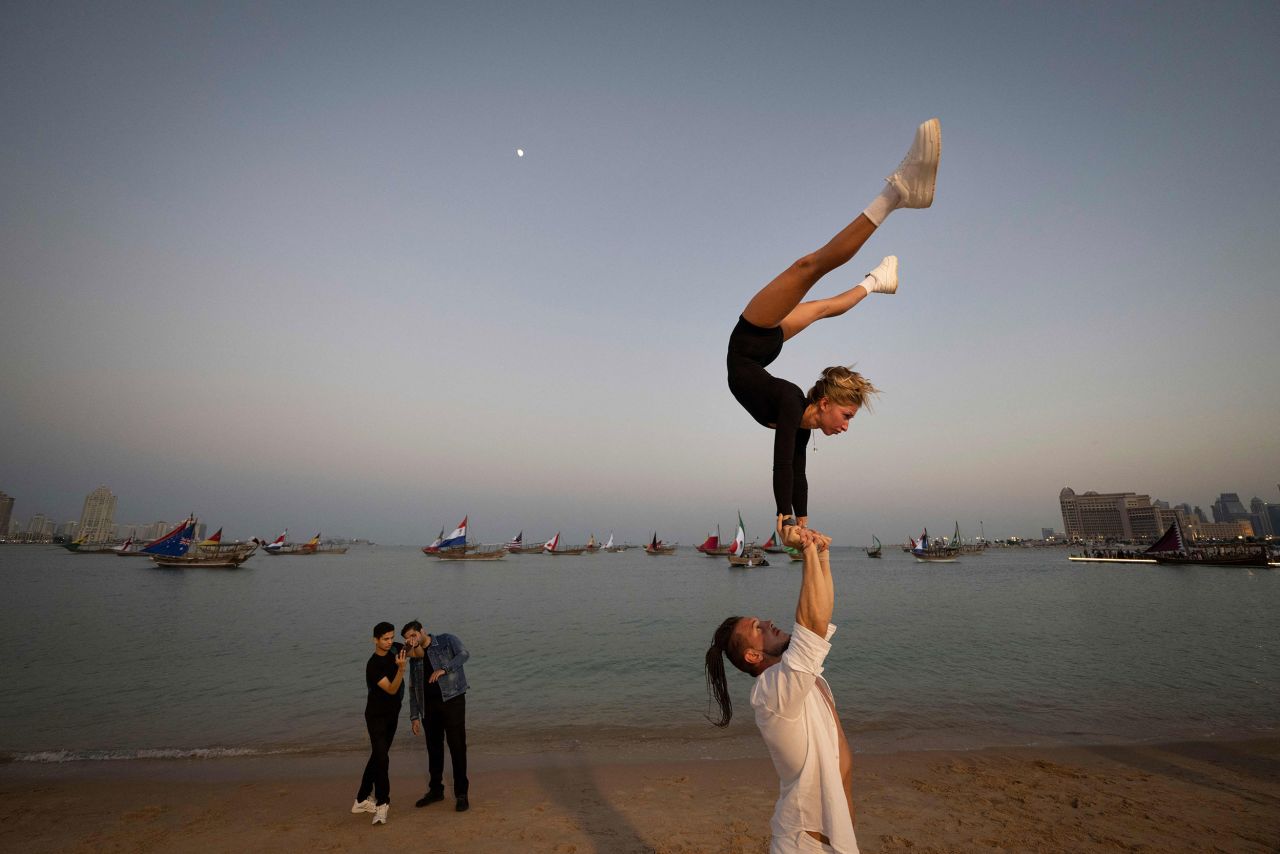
[117,536,133,552]
[1144,520,1186,554]
[440,516,468,549]
[731,512,746,556]
[507,531,523,548]
[603,532,614,549]
[544,532,560,552]
[422,527,445,554]
[141,517,197,557]
[200,528,223,546]
[265,530,287,552]
[912,528,929,556]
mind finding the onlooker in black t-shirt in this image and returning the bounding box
[351,622,406,825]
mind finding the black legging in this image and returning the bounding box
[424,693,468,797]
[357,710,399,806]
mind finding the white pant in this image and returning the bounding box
[769,831,846,853]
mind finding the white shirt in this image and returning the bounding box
[751,622,858,854]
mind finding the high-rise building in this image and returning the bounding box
[1211,493,1248,524]
[28,513,48,536]
[1059,487,1173,541]
[0,491,13,540]
[1248,497,1272,538]
[77,486,117,544]
[57,520,78,539]
[1267,505,1280,539]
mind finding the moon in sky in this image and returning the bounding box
[516,148,524,157]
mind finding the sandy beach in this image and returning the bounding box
[2,737,1276,853]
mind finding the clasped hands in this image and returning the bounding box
[777,514,832,551]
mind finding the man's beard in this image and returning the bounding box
[767,636,791,657]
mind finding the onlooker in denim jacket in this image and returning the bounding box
[402,620,471,812]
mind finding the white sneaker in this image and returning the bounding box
[351,797,376,814]
[372,803,388,825]
[886,118,941,209]
[864,255,899,294]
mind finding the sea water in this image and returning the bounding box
[1,545,1276,762]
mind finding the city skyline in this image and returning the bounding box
[3,3,1278,545]
[4,480,1278,546]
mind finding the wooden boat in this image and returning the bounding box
[602,533,624,553]
[726,514,769,566]
[584,533,600,553]
[865,535,883,558]
[434,547,506,561]
[423,517,471,557]
[505,531,544,554]
[423,517,504,559]
[644,533,677,555]
[727,546,770,567]
[543,532,586,555]
[152,543,257,569]
[696,526,733,557]
[61,537,123,554]
[113,536,151,557]
[1143,520,1271,567]
[265,532,347,555]
[912,523,961,563]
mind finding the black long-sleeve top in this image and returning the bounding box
[726,316,811,517]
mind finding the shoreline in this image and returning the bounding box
[3,736,1276,853]
[7,717,1276,768]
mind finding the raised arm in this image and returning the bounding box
[784,526,833,636]
[771,392,806,517]
[377,648,407,695]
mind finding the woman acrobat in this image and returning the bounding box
[726,118,941,542]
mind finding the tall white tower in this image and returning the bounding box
[77,485,118,543]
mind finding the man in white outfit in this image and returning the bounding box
[705,522,857,853]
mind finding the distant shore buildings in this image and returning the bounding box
[1060,487,1276,542]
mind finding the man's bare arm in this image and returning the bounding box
[786,526,833,635]
[376,649,407,695]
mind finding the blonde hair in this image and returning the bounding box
[807,365,880,410]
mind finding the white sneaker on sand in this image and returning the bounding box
[352,797,376,814]
[373,803,388,825]
[886,118,941,209]
[864,255,899,294]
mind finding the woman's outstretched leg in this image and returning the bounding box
[779,255,897,341]
[740,118,941,331]
[741,215,878,329]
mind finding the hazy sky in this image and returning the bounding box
[3,1,1278,544]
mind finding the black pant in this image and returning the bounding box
[424,693,468,797]
[357,710,399,806]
